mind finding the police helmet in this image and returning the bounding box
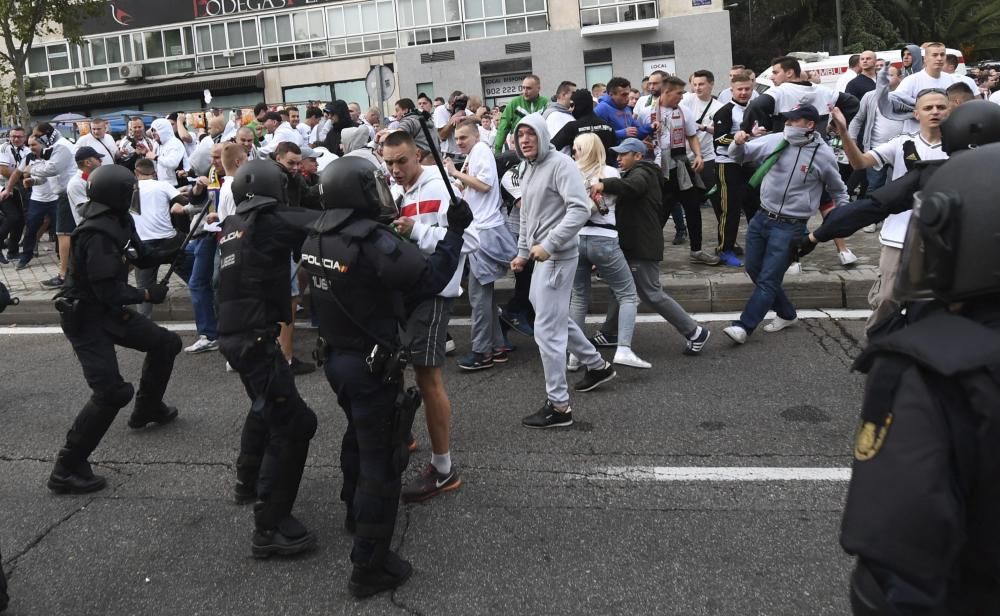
[318,156,398,224]
[0,281,19,313]
[86,164,139,214]
[896,142,1000,302]
[940,100,1000,154]
[232,159,288,211]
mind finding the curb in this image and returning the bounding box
[0,270,877,326]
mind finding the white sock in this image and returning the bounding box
[689,326,703,341]
[431,452,451,475]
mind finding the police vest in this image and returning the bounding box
[62,213,135,303]
[301,218,402,352]
[216,206,293,335]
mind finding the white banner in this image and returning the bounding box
[642,57,676,77]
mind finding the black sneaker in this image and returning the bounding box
[683,327,711,356]
[41,275,64,288]
[499,309,534,337]
[672,230,688,245]
[127,404,179,429]
[588,332,618,347]
[290,357,316,375]
[47,469,107,494]
[522,401,573,429]
[574,361,617,392]
[252,516,316,559]
[349,550,413,599]
[401,463,462,503]
[15,259,30,271]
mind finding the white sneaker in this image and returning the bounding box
[763,316,798,333]
[863,223,878,233]
[567,354,582,372]
[613,347,652,369]
[786,262,802,275]
[838,249,858,267]
[184,335,219,354]
[723,325,748,344]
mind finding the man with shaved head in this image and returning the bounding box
[846,50,879,100]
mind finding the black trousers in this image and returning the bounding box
[0,544,8,612]
[505,259,535,321]
[324,352,405,568]
[663,174,707,252]
[0,194,24,257]
[60,307,181,467]
[219,332,317,531]
[715,163,760,252]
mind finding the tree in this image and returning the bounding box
[877,0,1000,61]
[0,0,104,126]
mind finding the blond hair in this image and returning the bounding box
[221,142,247,176]
[573,133,607,181]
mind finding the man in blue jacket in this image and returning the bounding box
[595,77,653,146]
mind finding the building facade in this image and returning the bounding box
[22,0,731,118]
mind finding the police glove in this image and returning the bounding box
[446,198,474,235]
[792,234,817,259]
[146,283,169,304]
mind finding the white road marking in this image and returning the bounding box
[0,309,873,335]
[593,466,852,482]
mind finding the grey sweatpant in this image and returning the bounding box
[529,256,604,406]
[135,265,157,318]
[467,272,505,355]
[603,259,698,340]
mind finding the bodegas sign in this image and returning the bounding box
[83,0,335,34]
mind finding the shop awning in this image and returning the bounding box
[28,70,265,114]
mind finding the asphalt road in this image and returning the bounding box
[0,316,867,615]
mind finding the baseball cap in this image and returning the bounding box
[610,137,646,155]
[74,146,102,162]
[300,145,317,159]
[780,104,821,123]
[323,103,335,114]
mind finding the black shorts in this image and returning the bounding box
[401,296,453,368]
[55,195,77,235]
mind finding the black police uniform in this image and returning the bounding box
[49,165,182,494]
[302,156,470,597]
[0,544,8,612]
[215,159,320,556]
[839,145,1000,615]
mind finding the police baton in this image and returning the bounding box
[417,116,461,206]
[158,198,214,286]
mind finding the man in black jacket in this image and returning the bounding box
[551,89,617,164]
[322,100,357,155]
[49,165,182,494]
[590,138,710,355]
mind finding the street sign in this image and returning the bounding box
[366,65,395,102]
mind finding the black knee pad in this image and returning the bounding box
[95,382,135,410]
[160,329,183,356]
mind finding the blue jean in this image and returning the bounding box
[569,234,639,348]
[176,235,218,340]
[734,212,806,333]
[866,166,889,193]
[20,198,57,263]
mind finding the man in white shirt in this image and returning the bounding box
[75,119,117,166]
[544,81,577,150]
[0,126,28,263]
[149,118,185,186]
[434,91,469,156]
[235,126,261,162]
[188,114,227,176]
[10,136,59,270]
[832,88,951,330]
[217,142,247,223]
[892,43,957,109]
[66,148,102,226]
[634,70,665,126]
[302,106,324,145]
[849,64,906,195]
[836,54,863,92]
[259,111,303,156]
[681,69,725,253]
[132,158,185,318]
[286,106,310,143]
[943,53,980,95]
[444,119,516,370]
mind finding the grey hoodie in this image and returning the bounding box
[514,113,592,260]
[728,132,848,219]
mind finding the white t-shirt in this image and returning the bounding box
[433,105,461,155]
[461,142,505,230]
[27,163,60,202]
[895,70,956,103]
[133,178,180,241]
[66,170,88,225]
[836,70,859,93]
[75,133,117,166]
[633,94,658,126]
[654,105,699,169]
[681,93,724,162]
[545,111,573,146]
[0,143,28,188]
[217,176,236,222]
[991,90,1000,105]
[579,165,620,239]
[869,132,948,248]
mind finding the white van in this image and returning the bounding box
[754,48,967,92]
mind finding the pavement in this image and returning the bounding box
[0,315,867,615]
[0,209,883,324]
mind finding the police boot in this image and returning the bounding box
[47,448,107,495]
[348,550,413,599]
[127,398,179,429]
[251,512,316,559]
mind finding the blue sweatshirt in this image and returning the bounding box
[594,94,652,142]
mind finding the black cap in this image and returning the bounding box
[74,146,102,162]
[780,104,821,123]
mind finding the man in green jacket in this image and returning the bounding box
[493,75,548,153]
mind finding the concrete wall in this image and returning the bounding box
[394,10,733,100]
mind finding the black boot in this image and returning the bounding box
[251,514,316,559]
[127,400,178,429]
[0,546,9,613]
[47,449,107,494]
[348,550,413,599]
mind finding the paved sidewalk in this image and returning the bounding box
[0,208,882,324]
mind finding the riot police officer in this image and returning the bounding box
[48,165,182,494]
[302,156,472,598]
[0,544,7,612]
[215,159,320,558]
[840,143,1000,614]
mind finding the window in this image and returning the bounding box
[416,82,434,98]
[585,63,612,89]
[463,0,546,39]
[580,0,655,27]
[284,84,334,103]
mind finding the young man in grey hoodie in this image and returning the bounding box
[511,114,616,429]
[723,104,849,344]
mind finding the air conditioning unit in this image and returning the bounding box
[119,63,144,81]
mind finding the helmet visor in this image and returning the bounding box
[894,191,961,302]
[128,182,142,215]
[373,169,400,225]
